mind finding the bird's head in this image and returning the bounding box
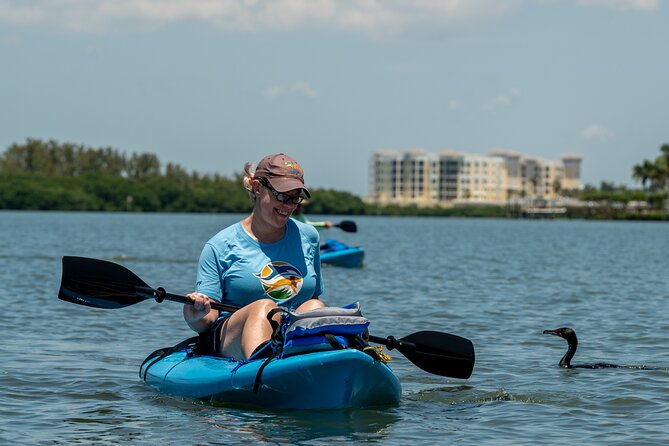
[543,327,576,340]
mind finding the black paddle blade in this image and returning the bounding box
[370,330,475,379]
[400,331,475,379]
[58,256,151,309]
[336,220,357,233]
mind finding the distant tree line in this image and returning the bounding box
[0,138,367,214]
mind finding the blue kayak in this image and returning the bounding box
[140,348,400,409]
[320,239,365,268]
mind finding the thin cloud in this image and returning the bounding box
[2,1,657,37]
[262,81,319,100]
[291,81,319,98]
[581,123,616,141]
[262,85,284,100]
[480,88,520,112]
[577,0,659,11]
[0,1,516,33]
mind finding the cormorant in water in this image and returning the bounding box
[543,327,619,369]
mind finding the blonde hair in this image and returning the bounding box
[243,162,257,201]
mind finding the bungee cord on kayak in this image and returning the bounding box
[543,327,620,369]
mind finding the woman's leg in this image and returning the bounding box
[296,298,326,312]
[218,299,279,360]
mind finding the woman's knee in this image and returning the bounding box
[246,298,278,315]
[297,298,325,312]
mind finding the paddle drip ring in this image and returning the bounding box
[155,287,166,303]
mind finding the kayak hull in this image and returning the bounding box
[320,247,365,267]
[141,348,401,409]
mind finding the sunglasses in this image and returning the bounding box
[258,177,306,204]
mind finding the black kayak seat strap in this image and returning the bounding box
[140,335,200,381]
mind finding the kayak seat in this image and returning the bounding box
[320,238,349,253]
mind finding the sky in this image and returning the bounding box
[1,0,667,197]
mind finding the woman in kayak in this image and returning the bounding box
[184,153,326,360]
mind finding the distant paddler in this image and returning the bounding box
[290,200,334,229]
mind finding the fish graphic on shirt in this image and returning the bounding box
[256,261,303,301]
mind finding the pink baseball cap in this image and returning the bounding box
[254,153,311,198]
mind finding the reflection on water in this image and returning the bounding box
[213,408,401,443]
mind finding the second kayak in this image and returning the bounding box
[320,239,365,267]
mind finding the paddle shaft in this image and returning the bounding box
[59,256,474,378]
[368,335,411,350]
[135,286,239,313]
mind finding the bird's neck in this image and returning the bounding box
[559,337,577,368]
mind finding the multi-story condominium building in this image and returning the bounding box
[369,148,582,206]
[370,148,438,205]
[561,153,583,191]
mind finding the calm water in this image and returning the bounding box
[1,211,668,445]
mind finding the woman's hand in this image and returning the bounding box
[184,292,213,325]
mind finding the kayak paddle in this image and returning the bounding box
[334,220,357,233]
[368,332,474,379]
[58,256,475,379]
[58,255,238,313]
